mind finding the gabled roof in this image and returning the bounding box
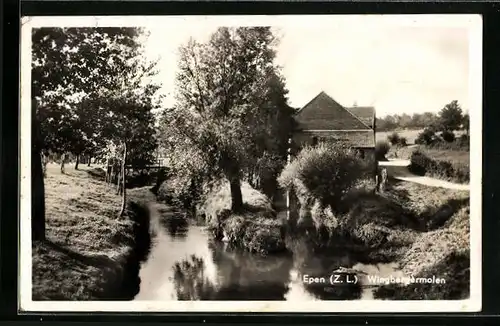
[295,91,371,131]
[345,106,375,128]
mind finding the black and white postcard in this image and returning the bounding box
[19,14,482,312]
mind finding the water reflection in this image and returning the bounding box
[173,255,217,300]
[135,202,403,301]
[161,213,189,238]
[208,242,292,300]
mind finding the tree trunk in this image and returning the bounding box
[230,177,243,212]
[32,98,45,241]
[75,155,80,170]
[109,162,114,185]
[116,170,121,194]
[118,143,127,218]
[88,156,91,167]
[105,157,110,183]
[60,153,65,174]
[41,152,47,178]
[32,148,46,241]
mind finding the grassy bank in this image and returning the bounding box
[32,164,152,300]
[347,180,470,299]
[312,179,470,299]
[373,204,470,299]
[196,180,287,255]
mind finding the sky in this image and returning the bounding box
[140,15,477,118]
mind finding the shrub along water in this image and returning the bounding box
[154,166,287,255]
[277,143,420,260]
[278,143,368,215]
[197,179,287,254]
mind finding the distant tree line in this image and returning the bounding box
[376,100,469,134]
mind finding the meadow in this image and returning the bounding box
[32,163,151,300]
[376,129,467,146]
[377,129,470,184]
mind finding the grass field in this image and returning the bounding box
[32,163,149,300]
[422,147,470,165]
[388,144,470,165]
[376,129,422,145]
[376,129,467,146]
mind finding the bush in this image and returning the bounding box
[409,149,469,183]
[156,146,216,211]
[415,128,437,146]
[248,152,286,198]
[441,130,456,143]
[157,172,205,211]
[387,132,401,146]
[399,137,407,146]
[375,141,390,161]
[408,150,432,176]
[278,143,366,211]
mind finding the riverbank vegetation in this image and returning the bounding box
[277,142,470,299]
[198,180,286,254]
[32,164,152,300]
[373,205,470,299]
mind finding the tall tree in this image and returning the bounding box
[439,100,464,131]
[31,27,149,168]
[97,50,161,217]
[31,27,161,228]
[164,27,290,212]
[99,91,159,217]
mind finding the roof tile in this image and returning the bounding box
[295,92,371,130]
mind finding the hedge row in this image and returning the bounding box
[409,150,469,183]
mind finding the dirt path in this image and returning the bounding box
[379,159,470,191]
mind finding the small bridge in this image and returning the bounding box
[103,160,168,187]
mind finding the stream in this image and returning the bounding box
[134,201,405,301]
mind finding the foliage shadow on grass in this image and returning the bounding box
[86,167,106,181]
[43,240,116,269]
[385,179,470,231]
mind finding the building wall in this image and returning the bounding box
[291,131,375,155]
[292,131,316,148]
